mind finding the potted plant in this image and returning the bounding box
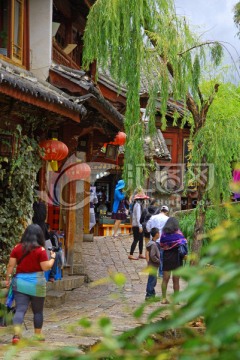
[0,30,8,56]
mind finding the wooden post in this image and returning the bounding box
[65,181,76,269]
[83,179,90,234]
[39,161,46,195]
[83,133,93,234]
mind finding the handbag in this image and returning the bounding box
[178,243,188,259]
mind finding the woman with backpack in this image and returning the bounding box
[159,217,188,304]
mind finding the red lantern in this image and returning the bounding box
[114,132,126,146]
[39,139,68,161]
[65,162,91,180]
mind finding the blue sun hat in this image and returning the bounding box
[115,179,125,190]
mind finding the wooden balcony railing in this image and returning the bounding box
[52,41,80,70]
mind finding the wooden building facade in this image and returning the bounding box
[0,0,194,275]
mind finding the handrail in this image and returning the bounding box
[52,41,80,70]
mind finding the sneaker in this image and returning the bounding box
[48,278,55,283]
[12,335,20,345]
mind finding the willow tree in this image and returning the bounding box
[188,81,240,243]
[82,0,226,258]
[234,1,240,37]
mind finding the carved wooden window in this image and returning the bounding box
[11,0,24,63]
[0,0,27,66]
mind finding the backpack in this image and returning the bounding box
[140,207,159,233]
[178,243,188,259]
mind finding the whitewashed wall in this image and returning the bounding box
[29,0,53,80]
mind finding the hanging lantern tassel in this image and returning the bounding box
[50,160,59,172]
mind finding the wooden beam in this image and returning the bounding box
[83,0,91,9]
[49,70,124,129]
[0,83,81,123]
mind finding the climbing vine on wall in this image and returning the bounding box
[0,123,43,275]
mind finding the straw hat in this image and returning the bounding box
[134,192,149,200]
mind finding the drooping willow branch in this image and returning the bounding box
[178,41,221,56]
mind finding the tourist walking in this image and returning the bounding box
[89,186,98,231]
[111,180,126,237]
[145,227,160,300]
[159,217,188,304]
[140,198,160,256]
[32,201,50,241]
[128,192,149,260]
[5,224,56,344]
[146,205,169,276]
[32,201,60,282]
[145,205,169,235]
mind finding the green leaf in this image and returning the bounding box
[78,317,92,328]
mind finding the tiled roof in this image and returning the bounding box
[50,64,171,161]
[98,70,187,119]
[0,59,87,117]
[50,64,125,125]
[142,129,171,160]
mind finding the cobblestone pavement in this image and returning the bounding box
[0,234,183,359]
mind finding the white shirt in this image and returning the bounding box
[132,202,143,228]
[146,212,169,242]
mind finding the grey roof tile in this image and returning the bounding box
[0,59,87,116]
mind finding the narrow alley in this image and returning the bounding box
[0,234,181,359]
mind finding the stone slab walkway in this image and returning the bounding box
[0,234,184,359]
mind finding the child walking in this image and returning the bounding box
[145,227,160,300]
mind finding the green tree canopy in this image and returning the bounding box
[83,0,223,189]
[189,81,240,206]
[234,1,240,37]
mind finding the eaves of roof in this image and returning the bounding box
[50,64,125,127]
[143,129,171,161]
[50,64,171,161]
[98,70,187,119]
[0,59,87,122]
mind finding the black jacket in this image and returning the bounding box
[140,205,160,236]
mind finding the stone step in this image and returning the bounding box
[83,234,94,242]
[63,264,85,276]
[45,290,66,307]
[45,275,85,307]
[1,276,85,308]
[46,275,85,292]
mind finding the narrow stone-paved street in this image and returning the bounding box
[0,234,182,359]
